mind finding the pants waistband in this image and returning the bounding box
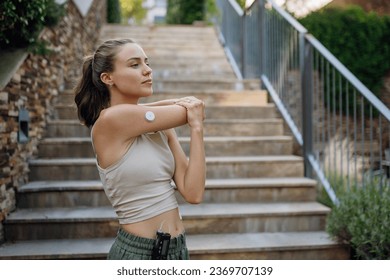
[116,228,187,251]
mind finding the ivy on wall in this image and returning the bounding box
[0,0,65,50]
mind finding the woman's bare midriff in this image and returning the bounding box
[120,208,185,239]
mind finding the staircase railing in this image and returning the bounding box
[215,0,390,204]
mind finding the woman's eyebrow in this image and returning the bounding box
[126,57,149,62]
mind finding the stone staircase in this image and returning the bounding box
[0,25,349,259]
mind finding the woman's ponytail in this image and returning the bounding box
[74,55,109,128]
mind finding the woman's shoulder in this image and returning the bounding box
[101,103,138,116]
[97,104,138,125]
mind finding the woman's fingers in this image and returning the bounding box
[174,97,205,127]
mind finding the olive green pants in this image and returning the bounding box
[107,228,190,260]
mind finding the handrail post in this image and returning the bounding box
[259,0,266,78]
[301,35,314,178]
[241,14,245,77]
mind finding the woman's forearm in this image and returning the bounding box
[183,126,206,204]
[141,99,178,107]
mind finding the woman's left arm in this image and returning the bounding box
[165,98,206,204]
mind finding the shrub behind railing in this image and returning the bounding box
[300,5,390,113]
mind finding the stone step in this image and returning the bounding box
[151,72,236,80]
[140,40,223,48]
[81,79,259,92]
[99,37,220,45]
[152,71,236,80]
[28,156,304,181]
[142,49,227,58]
[139,39,222,48]
[141,57,234,68]
[4,202,329,240]
[56,89,267,107]
[154,79,261,91]
[182,202,329,235]
[38,135,292,158]
[44,119,284,138]
[102,30,218,39]
[177,119,284,137]
[0,231,350,260]
[53,104,278,120]
[101,25,217,35]
[189,231,350,260]
[100,30,218,41]
[100,25,217,38]
[142,90,268,106]
[17,177,317,208]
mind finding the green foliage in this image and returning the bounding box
[44,0,66,27]
[166,0,206,24]
[326,182,390,259]
[235,0,246,9]
[107,0,121,23]
[317,172,349,208]
[0,0,64,50]
[119,0,146,24]
[205,0,219,23]
[300,6,390,109]
[28,39,53,56]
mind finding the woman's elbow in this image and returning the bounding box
[184,191,204,204]
[186,196,203,204]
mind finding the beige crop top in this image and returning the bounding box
[93,130,178,224]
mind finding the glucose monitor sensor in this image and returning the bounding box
[145,111,155,122]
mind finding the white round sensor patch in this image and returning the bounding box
[145,111,155,122]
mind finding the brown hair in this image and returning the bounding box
[74,38,135,127]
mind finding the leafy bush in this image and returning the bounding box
[300,6,390,113]
[326,183,390,259]
[166,0,206,24]
[0,0,65,50]
[107,0,121,23]
[235,0,246,9]
[119,0,146,24]
[44,0,66,27]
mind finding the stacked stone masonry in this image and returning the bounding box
[0,0,106,243]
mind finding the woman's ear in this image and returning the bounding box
[100,72,114,87]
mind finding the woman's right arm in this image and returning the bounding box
[96,103,188,141]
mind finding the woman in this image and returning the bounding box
[74,38,206,260]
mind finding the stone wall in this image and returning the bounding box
[0,0,106,243]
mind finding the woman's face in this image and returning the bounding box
[109,43,153,103]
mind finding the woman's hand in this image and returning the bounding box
[174,96,205,129]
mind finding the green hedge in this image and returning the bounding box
[0,0,65,50]
[300,6,390,104]
[166,0,206,24]
[107,0,121,23]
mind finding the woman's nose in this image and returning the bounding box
[143,65,152,75]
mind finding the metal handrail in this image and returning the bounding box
[265,0,307,33]
[306,34,390,121]
[215,0,390,204]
